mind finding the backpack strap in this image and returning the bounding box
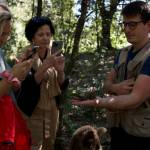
[118,45,131,67]
[115,45,132,82]
[127,43,150,72]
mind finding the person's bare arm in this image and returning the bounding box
[104,68,134,95]
[72,74,150,111]
[57,70,65,85]
[55,55,65,85]
[0,59,33,96]
[100,74,150,110]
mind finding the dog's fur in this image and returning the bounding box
[69,125,107,150]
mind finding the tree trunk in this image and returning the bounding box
[95,1,101,51]
[55,1,89,149]
[97,0,122,55]
[55,78,69,150]
[37,0,42,16]
[66,0,89,76]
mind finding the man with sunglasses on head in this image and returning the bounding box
[72,1,150,150]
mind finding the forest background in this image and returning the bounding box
[2,0,150,149]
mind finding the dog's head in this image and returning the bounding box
[69,125,107,150]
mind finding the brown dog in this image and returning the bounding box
[69,125,107,150]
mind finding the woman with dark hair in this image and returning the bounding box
[16,16,65,150]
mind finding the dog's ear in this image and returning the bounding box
[82,131,95,148]
[97,127,107,139]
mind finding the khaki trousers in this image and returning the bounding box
[24,99,59,150]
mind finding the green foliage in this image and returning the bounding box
[111,11,128,49]
[42,0,77,54]
[4,0,130,61]
[3,0,33,60]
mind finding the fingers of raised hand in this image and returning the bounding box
[12,59,33,78]
[21,59,33,68]
[52,50,62,57]
[71,99,81,105]
[124,80,134,89]
[125,79,135,84]
[17,53,26,63]
[56,56,65,63]
[17,47,33,62]
[44,58,55,68]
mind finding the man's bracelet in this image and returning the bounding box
[0,71,21,88]
[95,98,100,105]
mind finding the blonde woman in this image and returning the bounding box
[0,4,33,150]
